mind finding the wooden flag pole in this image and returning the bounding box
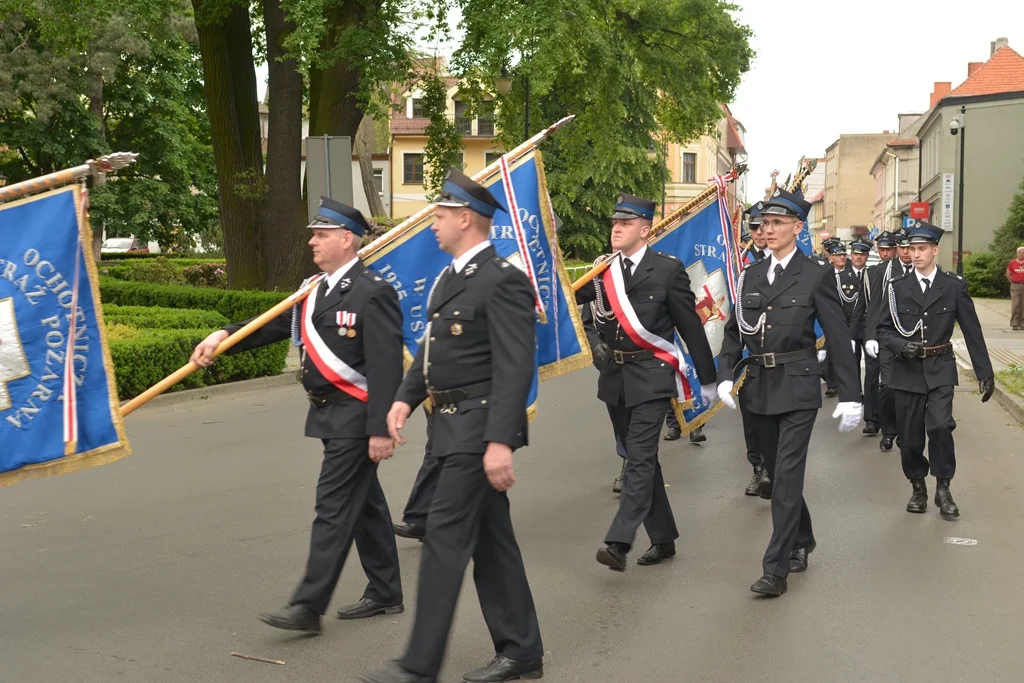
[571,164,746,292]
[0,153,138,203]
[119,277,322,417]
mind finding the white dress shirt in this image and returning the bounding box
[452,240,492,273]
[323,256,360,296]
[767,247,799,285]
[915,265,938,293]
[621,244,648,276]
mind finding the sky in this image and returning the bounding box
[730,0,1024,197]
[255,1,1023,198]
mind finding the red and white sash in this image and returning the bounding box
[300,277,368,402]
[601,256,693,401]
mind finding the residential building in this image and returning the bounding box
[868,136,919,233]
[808,190,826,252]
[389,63,500,218]
[662,104,747,220]
[905,37,1024,270]
[823,133,896,239]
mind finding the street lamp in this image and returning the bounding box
[494,67,513,97]
[493,65,529,142]
[950,105,966,276]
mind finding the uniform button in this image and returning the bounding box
[923,312,928,316]
[767,324,772,329]
[454,311,460,316]
[767,306,773,310]
[660,363,666,367]
[430,337,436,342]
[481,399,488,405]
[432,313,439,319]
[649,295,654,300]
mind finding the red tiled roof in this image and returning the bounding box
[391,117,429,135]
[946,46,1024,99]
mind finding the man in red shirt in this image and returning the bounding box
[1006,247,1024,329]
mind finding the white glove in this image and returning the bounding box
[832,402,863,433]
[817,350,827,363]
[865,340,879,358]
[700,382,718,405]
[851,340,857,353]
[717,380,736,410]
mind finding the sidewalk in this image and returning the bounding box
[951,297,1024,424]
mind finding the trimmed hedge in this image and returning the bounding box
[99,276,288,321]
[108,328,289,400]
[101,252,223,260]
[103,303,229,330]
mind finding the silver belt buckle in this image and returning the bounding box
[762,352,776,368]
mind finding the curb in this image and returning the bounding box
[952,350,1024,425]
[131,371,301,413]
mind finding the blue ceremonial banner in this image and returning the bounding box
[361,148,591,415]
[0,186,130,486]
[791,185,825,344]
[649,192,741,433]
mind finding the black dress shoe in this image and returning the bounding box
[596,543,627,571]
[935,478,960,520]
[663,425,681,441]
[879,436,895,452]
[906,479,928,513]
[824,387,837,398]
[788,540,816,573]
[337,596,404,620]
[745,467,762,496]
[359,661,436,683]
[757,468,772,499]
[612,460,625,494]
[637,542,676,566]
[462,655,543,682]
[258,604,321,633]
[862,423,880,435]
[750,574,787,597]
[689,427,707,444]
[393,522,426,540]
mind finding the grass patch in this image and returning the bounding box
[996,364,1024,398]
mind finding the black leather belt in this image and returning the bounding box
[732,347,817,377]
[613,349,654,364]
[918,342,953,358]
[307,390,348,408]
[428,381,492,413]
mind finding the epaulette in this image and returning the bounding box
[655,251,679,262]
[362,269,386,285]
[940,269,964,282]
[804,255,828,270]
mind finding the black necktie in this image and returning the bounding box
[905,264,913,276]
[622,258,633,285]
[857,270,863,284]
[773,263,784,286]
[318,277,330,300]
[922,278,930,295]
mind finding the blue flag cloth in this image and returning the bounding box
[0,186,130,486]
[648,193,742,433]
[361,148,591,416]
[791,185,825,344]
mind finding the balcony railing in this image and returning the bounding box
[393,114,498,137]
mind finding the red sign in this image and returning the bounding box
[910,202,930,219]
[819,231,829,239]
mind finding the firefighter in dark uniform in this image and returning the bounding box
[190,197,404,632]
[866,228,915,451]
[740,202,771,498]
[876,221,994,519]
[717,189,862,597]
[854,231,897,439]
[822,239,861,398]
[362,169,543,683]
[575,193,718,571]
[392,408,434,541]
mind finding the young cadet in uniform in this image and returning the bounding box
[190,198,404,632]
[740,203,771,497]
[866,228,914,451]
[717,189,862,598]
[876,221,994,519]
[576,193,717,571]
[854,231,897,438]
[822,239,860,398]
[362,169,543,683]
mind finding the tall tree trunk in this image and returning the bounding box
[307,0,364,139]
[87,73,105,261]
[261,0,313,290]
[192,0,266,289]
[355,119,386,218]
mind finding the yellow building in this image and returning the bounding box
[662,104,746,219]
[389,74,501,218]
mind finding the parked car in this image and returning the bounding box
[100,237,159,254]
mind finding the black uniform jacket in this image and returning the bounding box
[396,245,535,455]
[575,248,717,408]
[854,259,891,342]
[224,260,403,439]
[876,267,993,394]
[718,250,860,415]
[833,267,860,326]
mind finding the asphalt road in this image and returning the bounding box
[3,371,1023,683]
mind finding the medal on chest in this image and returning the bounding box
[336,311,358,337]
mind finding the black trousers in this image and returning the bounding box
[605,399,679,549]
[747,409,817,579]
[738,385,762,470]
[665,407,680,431]
[402,410,437,526]
[894,386,957,480]
[401,453,543,677]
[291,437,403,614]
[863,353,881,427]
[878,353,898,438]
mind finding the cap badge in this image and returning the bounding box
[773,189,781,197]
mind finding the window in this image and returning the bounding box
[683,152,697,184]
[411,98,424,118]
[403,153,424,184]
[477,102,496,136]
[372,168,384,195]
[454,101,471,134]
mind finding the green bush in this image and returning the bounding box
[182,262,228,288]
[962,251,1008,298]
[102,303,229,330]
[99,277,289,321]
[109,328,289,400]
[98,257,229,288]
[101,252,223,261]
